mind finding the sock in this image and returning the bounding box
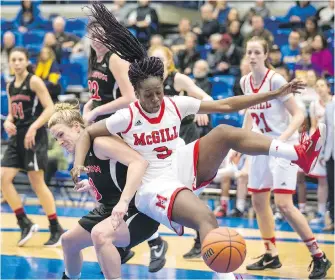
[263,237,278,256]
[236,199,246,212]
[15,207,27,220]
[299,203,306,213]
[64,270,81,279]
[304,237,323,258]
[194,231,201,247]
[48,213,59,226]
[220,196,229,211]
[148,235,162,247]
[318,203,326,216]
[216,272,236,279]
[269,140,298,161]
[147,231,159,242]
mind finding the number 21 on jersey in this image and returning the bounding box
[250,112,272,133]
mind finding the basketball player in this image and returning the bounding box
[148,45,211,259]
[300,78,334,224]
[48,102,161,279]
[240,37,331,279]
[84,21,167,272]
[72,2,325,277]
[1,47,64,247]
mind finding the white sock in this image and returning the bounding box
[269,139,298,161]
[216,272,236,279]
[236,199,246,212]
[65,270,81,279]
[147,231,159,242]
[318,203,326,215]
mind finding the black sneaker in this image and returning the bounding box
[17,218,39,247]
[121,250,135,264]
[149,239,168,273]
[228,208,244,218]
[308,253,332,279]
[246,254,282,270]
[61,272,69,279]
[44,224,64,247]
[183,243,201,259]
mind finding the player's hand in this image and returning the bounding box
[24,126,37,150]
[70,165,89,184]
[195,114,209,126]
[110,200,129,230]
[4,120,17,136]
[273,79,306,98]
[83,109,97,125]
[229,150,241,165]
[74,179,91,192]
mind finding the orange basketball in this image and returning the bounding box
[201,228,246,273]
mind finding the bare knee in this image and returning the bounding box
[91,225,111,248]
[28,171,47,192]
[252,193,270,213]
[275,198,294,216]
[1,169,15,187]
[213,125,233,141]
[62,231,78,252]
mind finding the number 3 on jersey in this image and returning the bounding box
[88,80,101,101]
[250,112,272,133]
[154,146,172,159]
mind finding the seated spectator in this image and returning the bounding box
[232,56,251,96]
[301,16,320,45]
[13,0,44,33]
[35,47,61,102]
[207,33,225,75]
[70,35,91,74]
[193,4,220,45]
[1,32,16,83]
[176,33,200,75]
[311,34,334,76]
[252,0,270,18]
[283,1,317,23]
[227,20,244,48]
[43,32,62,64]
[281,30,301,72]
[149,34,164,48]
[53,16,80,52]
[193,60,212,94]
[110,0,132,26]
[212,0,231,25]
[223,8,241,31]
[127,0,159,48]
[316,0,334,30]
[243,15,274,47]
[269,44,284,68]
[169,18,192,54]
[299,69,318,106]
[294,46,314,78]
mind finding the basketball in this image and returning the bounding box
[201,228,246,273]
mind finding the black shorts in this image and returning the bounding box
[180,121,200,145]
[78,203,160,249]
[1,126,48,171]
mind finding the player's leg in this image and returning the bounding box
[61,224,93,279]
[297,172,307,215]
[310,176,328,224]
[231,171,248,217]
[215,172,232,218]
[27,170,64,246]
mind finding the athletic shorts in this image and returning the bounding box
[1,126,48,171]
[78,204,159,250]
[135,140,215,236]
[248,155,298,194]
[303,154,327,178]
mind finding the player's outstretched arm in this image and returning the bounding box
[198,79,305,114]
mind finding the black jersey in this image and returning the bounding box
[84,143,134,206]
[88,51,121,113]
[8,73,43,128]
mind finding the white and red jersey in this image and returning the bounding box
[105,96,201,183]
[309,97,334,124]
[240,69,299,141]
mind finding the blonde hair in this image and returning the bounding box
[48,101,85,129]
[246,36,274,70]
[148,45,176,74]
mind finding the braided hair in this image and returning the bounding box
[87,1,164,90]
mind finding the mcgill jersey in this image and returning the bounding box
[8,73,43,128]
[309,97,334,124]
[106,96,201,183]
[241,69,298,141]
[84,142,131,206]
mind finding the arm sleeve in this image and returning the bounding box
[173,96,201,118]
[271,73,292,103]
[105,108,131,134]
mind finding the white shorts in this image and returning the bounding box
[135,140,215,236]
[248,155,298,194]
[309,156,327,178]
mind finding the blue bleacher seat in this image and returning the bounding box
[1,75,6,92]
[211,112,242,128]
[264,17,283,34]
[61,63,87,88]
[65,19,87,33]
[22,31,45,46]
[210,75,235,99]
[196,44,211,60]
[26,44,42,59]
[274,29,290,46]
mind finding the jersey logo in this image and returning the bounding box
[133,126,178,146]
[89,152,93,156]
[28,162,34,168]
[156,194,167,210]
[22,86,27,90]
[165,85,171,90]
[101,63,107,68]
[135,120,142,126]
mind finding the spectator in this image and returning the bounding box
[111,0,132,26]
[232,56,251,96]
[269,44,284,68]
[127,0,159,48]
[294,46,314,78]
[206,33,225,75]
[316,0,334,30]
[224,8,240,29]
[193,4,220,45]
[53,16,80,52]
[227,20,244,48]
[149,34,164,48]
[35,47,61,102]
[193,60,212,94]
[253,0,270,18]
[220,33,243,74]
[176,33,200,75]
[13,0,44,33]
[169,18,192,54]
[283,1,317,23]
[281,30,301,72]
[243,15,274,47]
[299,69,318,106]
[301,16,320,45]
[43,32,62,64]
[311,34,334,76]
[1,32,16,83]
[212,0,231,25]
